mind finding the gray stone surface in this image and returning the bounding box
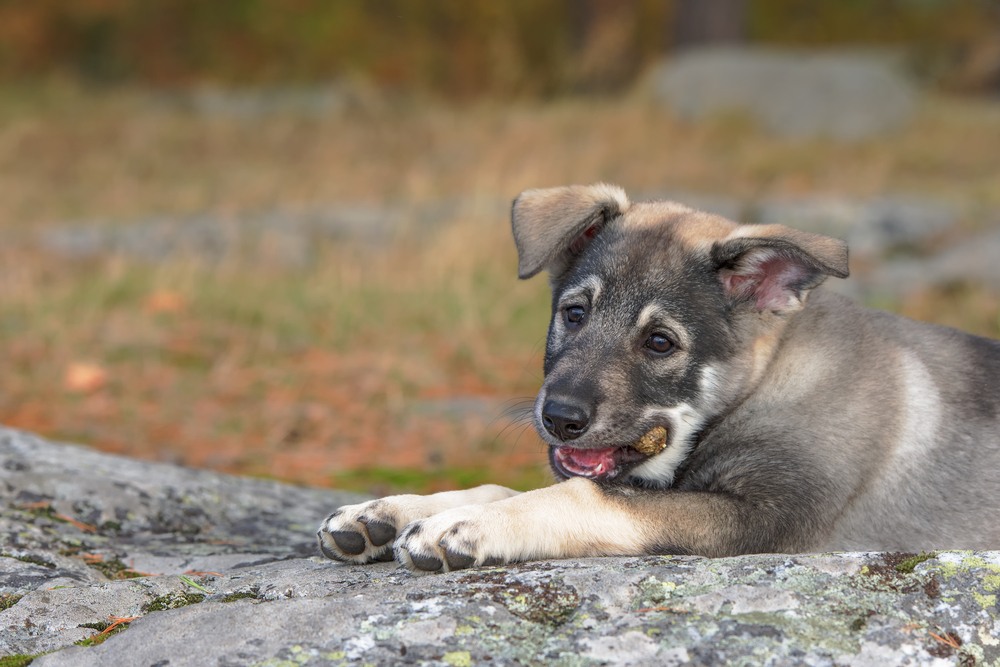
[866,227,1000,297]
[753,195,960,255]
[31,197,510,268]
[2,427,999,665]
[651,47,918,140]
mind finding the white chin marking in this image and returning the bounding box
[628,403,705,486]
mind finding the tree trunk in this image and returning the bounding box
[674,0,749,49]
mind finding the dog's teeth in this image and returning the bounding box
[635,426,668,455]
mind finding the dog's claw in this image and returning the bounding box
[373,548,395,562]
[329,530,366,556]
[361,518,397,547]
[444,548,476,570]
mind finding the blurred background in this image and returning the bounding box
[1,0,998,495]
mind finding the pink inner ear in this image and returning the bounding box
[722,253,810,312]
[569,224,600,255]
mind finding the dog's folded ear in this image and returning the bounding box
[511,184,629,280]
[712,225,849,314]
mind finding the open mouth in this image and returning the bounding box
[551,426,668,480]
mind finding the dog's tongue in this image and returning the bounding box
[555,446,620,478]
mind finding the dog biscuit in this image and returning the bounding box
[635,426,668,455]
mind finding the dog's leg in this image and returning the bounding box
[317,484,520,564]
[394,477,790,572]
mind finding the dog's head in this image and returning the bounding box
[512,184,849,487]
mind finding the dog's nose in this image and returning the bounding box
[541,398,591,441]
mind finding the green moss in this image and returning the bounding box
[894,552,936,574]
[141,592,205,612]
[87,557,145,580]
[220,590,262,603]
[78,621,112,631]
[0,655,44,667]
[0,593,24,611]
[0,552,55,569]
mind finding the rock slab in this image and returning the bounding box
[1,427,999,666]
[651,47,917,140]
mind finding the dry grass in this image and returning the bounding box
[1,85,998,493]
[3,84,1000,228]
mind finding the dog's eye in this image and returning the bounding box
[644,333,675,355]
[564,305,586,328]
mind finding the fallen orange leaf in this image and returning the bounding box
[63,362,108,393]
[53,512,97,533]
[96,615,140,637]
[144,289,187,314]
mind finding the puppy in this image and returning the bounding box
[318,184,1000,572]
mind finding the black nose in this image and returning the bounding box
[541,398,592,441]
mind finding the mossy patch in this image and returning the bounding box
[141,592,205,613]
[858,552,937,594]
[893,552,936,574]
[0,654,45,667]
[220,589,264,603]
[1,593,24,610]
[86,557,145,580]
[75,620,132,647]
[0,552,56,569]
[461,571,581,626]
[99,520,122,533]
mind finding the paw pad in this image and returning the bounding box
[444,548,476,570]
[407,552,443,572]
[329,530,366,556]
[360,518,396,547]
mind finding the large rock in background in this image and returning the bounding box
[1,427,999,666]
[650,47,918,140]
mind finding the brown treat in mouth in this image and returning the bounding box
[634,426,668,456]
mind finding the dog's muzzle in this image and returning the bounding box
[550,426,669,480]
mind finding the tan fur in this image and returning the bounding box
[512,183,629,279]
[319,485,520,564]
[396,478,656,570]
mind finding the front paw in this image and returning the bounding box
[317,497,411,564]
[394,507,508,573]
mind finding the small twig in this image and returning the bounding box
[17,501,53,510]
[53,512,97,533]
[99,616,139,636]
[183,570,222,577]
[929,631,962,649]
